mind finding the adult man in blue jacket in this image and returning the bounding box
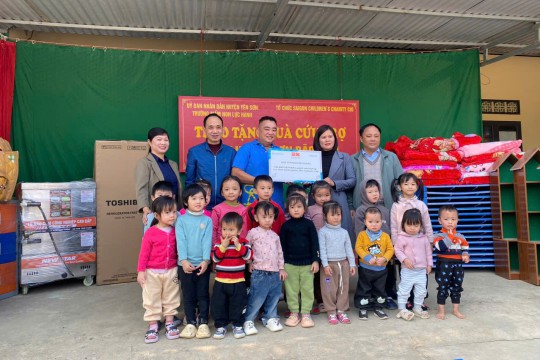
[185,113,236,210]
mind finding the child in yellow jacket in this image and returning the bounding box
[354,207,394,320]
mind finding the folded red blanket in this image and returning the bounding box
[407,169,462,180]
[423,179,461,186]
[452,132,482,147]
[461,176,490,185]
[402,150,462,162]
[401,160,458,168]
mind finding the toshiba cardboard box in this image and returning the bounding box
[94,141,148,285]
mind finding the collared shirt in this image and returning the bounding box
[232,139,284,208]
[151,153,179,197]
[361,147,381,163]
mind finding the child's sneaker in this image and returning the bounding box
[164,323,180,340]
[358,310,368,320]
[285,313,300,327]
[328,313,338,325]
[233,326,246,339]
[265,318,283,332]
[300,314,315,328]
[413,307,430,319]
[396,309,415,321]
[243,320,258,336]
[385,298,398,310]
[374,309,389,320]
[213,327,227,340]
[195,324,211,339]
[337,312,351,324]
[179,324,197,339]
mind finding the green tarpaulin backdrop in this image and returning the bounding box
[12,43,481,182]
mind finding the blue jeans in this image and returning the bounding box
[244,270,282,323]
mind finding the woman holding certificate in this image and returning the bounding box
[312,125,356,243]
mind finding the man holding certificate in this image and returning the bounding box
[232,116,285,208]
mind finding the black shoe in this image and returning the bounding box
[385,298,398,310]
[171,316,182,328]
[406,302,413,311]
[421,303,430,311]
[359,310,368,320]
[374,309,389,320]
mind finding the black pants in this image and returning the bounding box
[211,281,247,328]
[178,266,210,325]
[385,260,397,298]
[354,267,387,310]
[435,260,464,305]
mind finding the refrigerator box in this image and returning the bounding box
[94,140,148,285]
[17,181,96,232]
[21,229,96,256]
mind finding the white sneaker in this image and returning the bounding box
[243,320,258,336]
[265,318,283,332]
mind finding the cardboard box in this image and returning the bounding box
[94,141,148,285]
[18,181,96,232]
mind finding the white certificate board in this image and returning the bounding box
[269,149,323,183]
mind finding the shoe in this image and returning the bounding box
[195,324,211,339]
[396,309,415,321]
[337,312,351,324]
[179,324,197,339]
[385,298,398,310]
[144,327,159,344]
[243,320,258,336]
[374,309,389,320]
[284,310,291,318]
[311,304,320,315]
[164,323,180,340]
[213,327,227,340]
[172,316,183,328]
[358,310,368,320]
[413,307,430,319]
[233,326,246,339]
[301,314,315,328]
[421,303,430,311]
[265,318,283,332]
[318,303,327,313]
[285,313,300,327]
[406,302,413,311]
[328,313,338,325]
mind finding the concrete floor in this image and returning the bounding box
[0,270,539,360]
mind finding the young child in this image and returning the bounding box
[211,175,248,245]
[211,213,252,339]
[434,205,470,320]
[137,196,181,343]
[355,207,394,320]
[308,180,332,231]
[180,179,212,217]
[354,179,390,236]
[394,209,433,321]
[354,178,395,310]
[280,194,320,328]
[175,184,213,339]
[390,172,434,310]
[243,201,287,335]
[143,181,176,233]
[285,184,311,220]
[318,201,356,325]
[246,175,286,234]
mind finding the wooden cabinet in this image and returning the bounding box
[490,153,520,280]
[511,148,540,285]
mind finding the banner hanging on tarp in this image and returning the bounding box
[178,96,360,171]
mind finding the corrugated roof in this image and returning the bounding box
[1,0,539,57]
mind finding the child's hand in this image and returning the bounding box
[142,207,151,225]
[368,257,376,265]
[350,266,356,276]
[426,265,432,274]
[220,236,230,248]
[324,266,333,277]
[350,209,356,219]
[137,271,146,287]
[311,261,319,274]
[249,262,254,273]
[182,260,196,274]
[231,236,240,248]
[462,254,470,263]
[403,259,414,269]
[279,269,287,281]
[376,257,386,266]
[197,261,209,275]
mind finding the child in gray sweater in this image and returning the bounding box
[318,201,356,325]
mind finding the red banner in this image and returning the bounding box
[178,96,360,171]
